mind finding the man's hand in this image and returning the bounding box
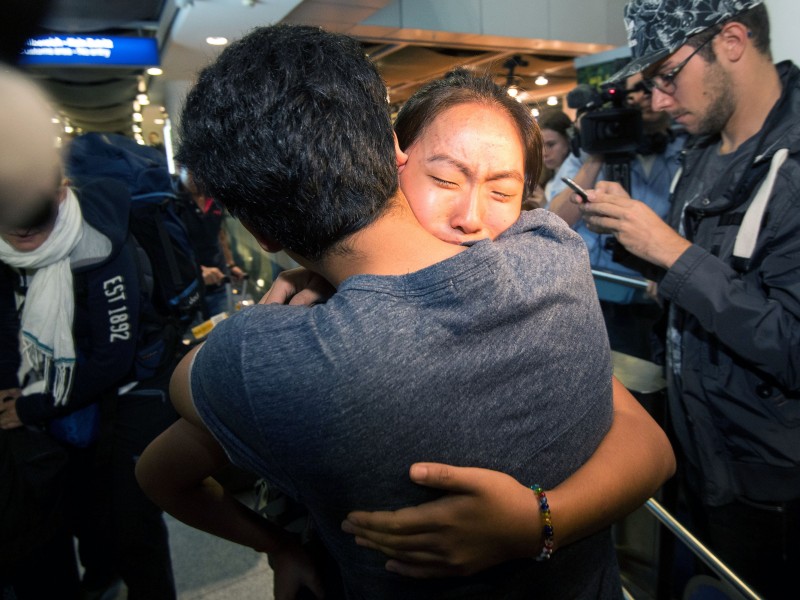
[260,268,335,306]
[341,463,539,578]
[201,265,226,286]
[270,538,326,600]
[0,394,23,429]
[229,265,247,283]
[579,181,691,270]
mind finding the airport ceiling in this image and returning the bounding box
[12,0,614,137]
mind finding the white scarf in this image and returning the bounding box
[0,188,83,405]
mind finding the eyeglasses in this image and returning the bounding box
[642,34,716,95]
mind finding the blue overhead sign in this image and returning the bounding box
[19,35,159,67]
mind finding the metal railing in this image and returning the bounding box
[591,268,650,290]
[644,499,763,600]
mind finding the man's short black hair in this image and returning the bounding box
[176,25,398,261]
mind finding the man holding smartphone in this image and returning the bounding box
[550,70,686,362]
[577,1,800,596]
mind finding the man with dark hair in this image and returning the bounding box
[576,1,800,596]
[136,24,622,599]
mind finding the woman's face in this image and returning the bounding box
[398,102,526,245]
[541,128,570,172]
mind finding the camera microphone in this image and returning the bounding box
[567,84,601,112]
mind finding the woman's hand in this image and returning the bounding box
[259,268,335,306]
[341,463,540,578]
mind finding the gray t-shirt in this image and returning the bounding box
[191,210,620,599]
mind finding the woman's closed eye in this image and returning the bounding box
[431,175,459,188]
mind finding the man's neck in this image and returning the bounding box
[721,59,782,154]
[305,192,467,288]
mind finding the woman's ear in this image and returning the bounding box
[395,132,409,173]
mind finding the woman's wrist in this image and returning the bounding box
[531,485,555,560]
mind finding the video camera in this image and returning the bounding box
[567,81,643,157]
[566,81,643,192]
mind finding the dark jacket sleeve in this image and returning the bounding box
[0,265,21,391]
[16,239,142,424]
[658,195,800,392]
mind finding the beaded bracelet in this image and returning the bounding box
[531,484,554,561]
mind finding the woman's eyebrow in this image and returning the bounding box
[426,154,523,183]
[427,153,472,177]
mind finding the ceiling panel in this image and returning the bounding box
[11,0,609,139]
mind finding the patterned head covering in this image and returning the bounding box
[607,0,764,82]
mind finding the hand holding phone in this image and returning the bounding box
[561,177,589,203]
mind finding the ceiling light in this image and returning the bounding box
[535,75,549,86]
[137,93,150,105]
[206,36,228,46]
[507,86,519,98]
[51,117,60,124]
[546,96,559,106]
[133,112,143,122]
[133,100,141,112]
[64,125,74,134]
[531,108,540,117]
[154,118,165,125]
[147,67,163,76]
[132,124,142,133]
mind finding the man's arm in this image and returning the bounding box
[342,376,675,578]
[581,179,800,391]
[135,345,325,599]
[579,181,690,270]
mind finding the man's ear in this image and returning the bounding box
[395,132,409,174]
[241,220,283,253]
[718,21,749,63]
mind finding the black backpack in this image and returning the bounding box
[65,133,204,377]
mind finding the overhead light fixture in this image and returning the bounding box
[546,96,559,106]
[64,125,74,134]
[535,75,549,86]
[206,36,228,46]
[147,67,163,76]
[51,117,60,124]
[133,100,141,112]
[154,118,165,125]
[531,108,540,118]
[133,112,143,122]
[507,86,519,98]
[137,93,150,105]
[132,124,142,133]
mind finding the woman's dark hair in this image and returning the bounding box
[394,68,542,197]
[536,108,572,140]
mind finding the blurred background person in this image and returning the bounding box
[523,108,574,210]
[175,167,247,317]
[0,67,177,600]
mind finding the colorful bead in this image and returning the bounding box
[531,484,554,561]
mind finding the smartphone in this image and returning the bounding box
[561,177,589,203]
